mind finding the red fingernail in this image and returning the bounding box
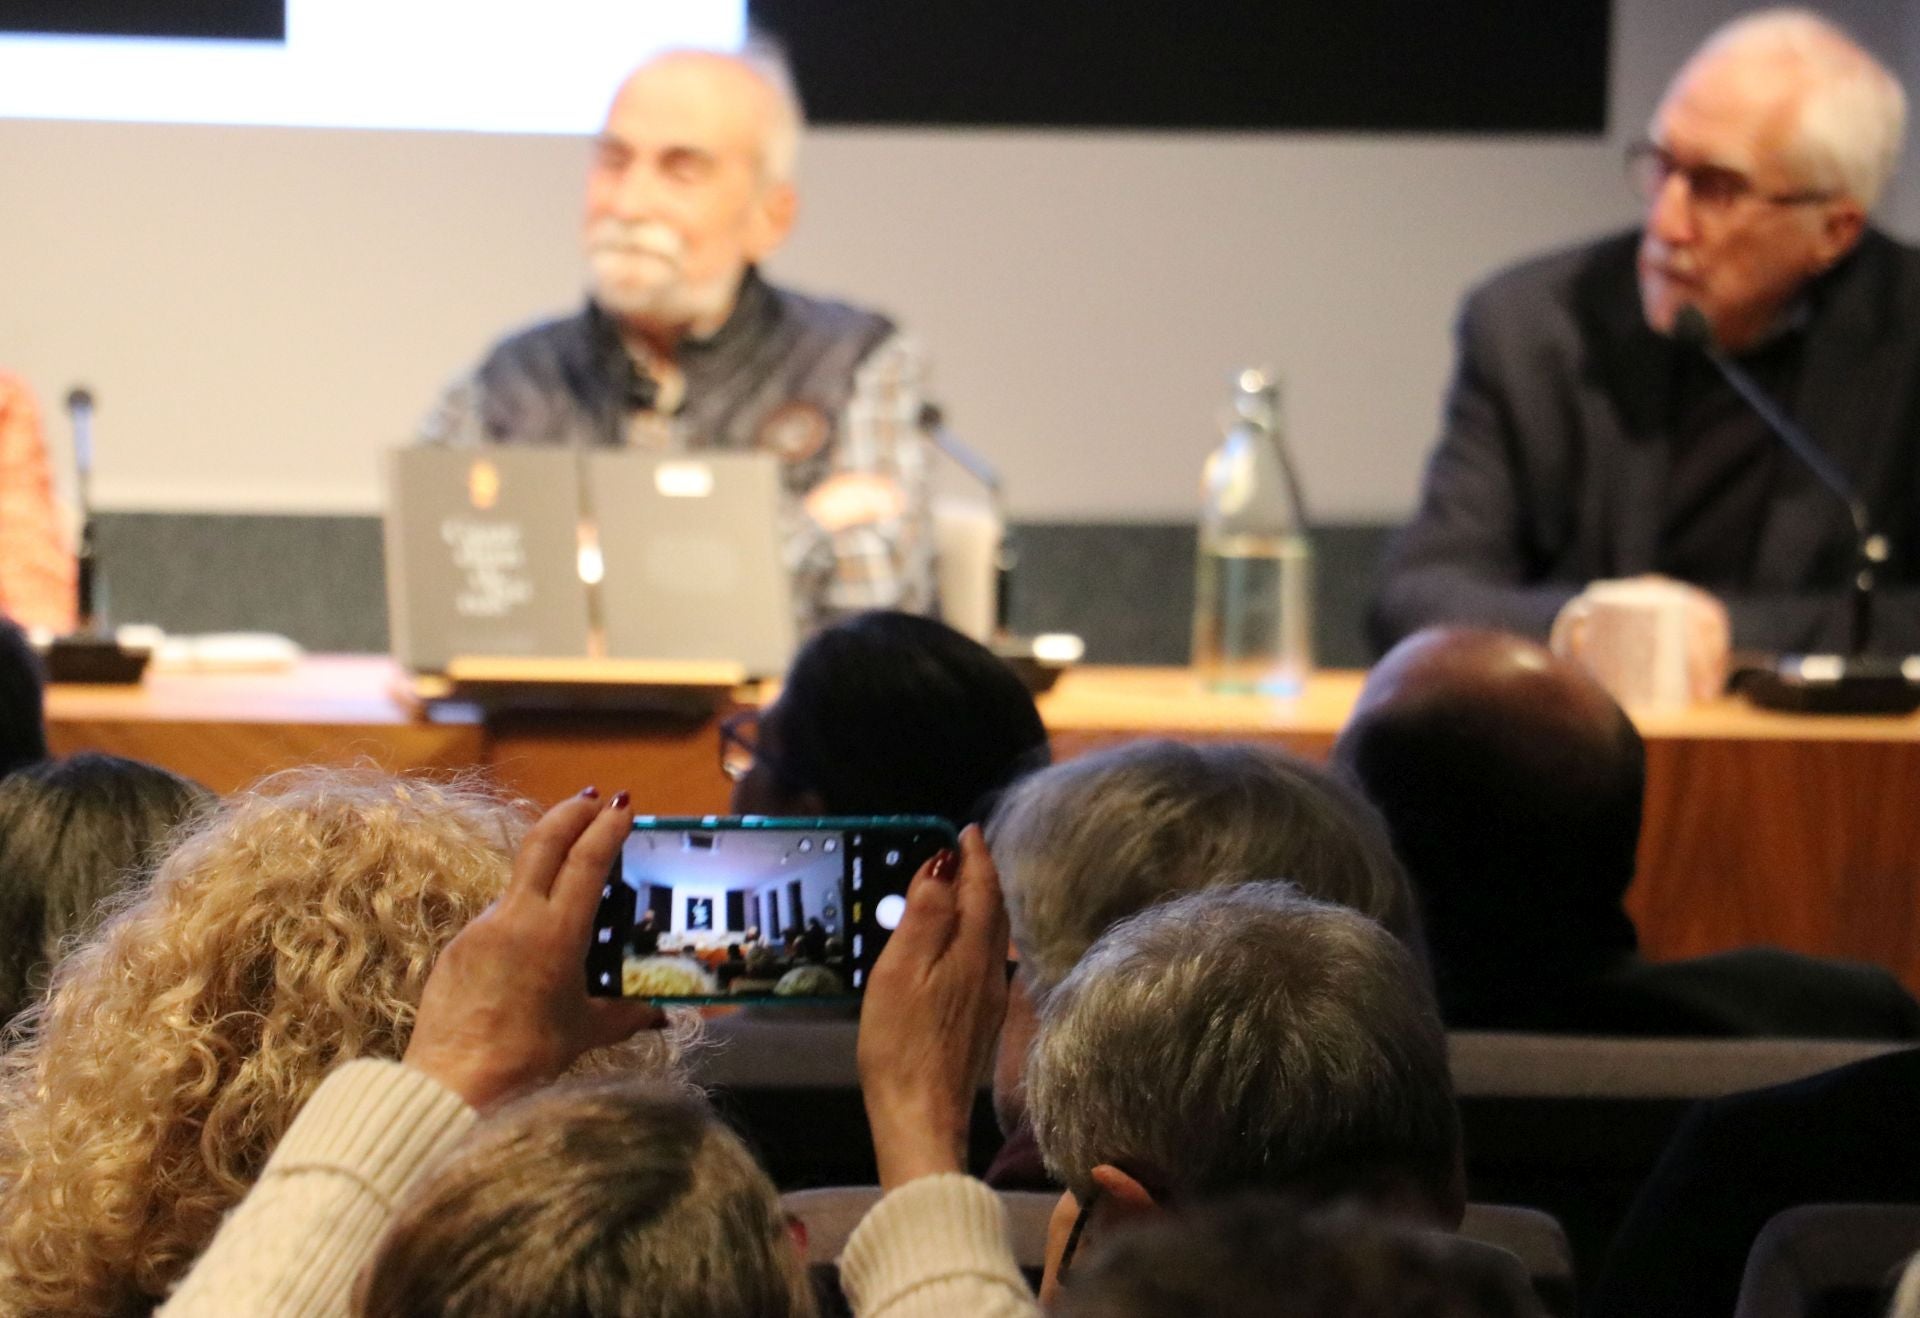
[580,786,599,799]
[930,849,958,882]
[611,790,630,810]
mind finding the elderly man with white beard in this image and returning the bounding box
[419,42,934,631]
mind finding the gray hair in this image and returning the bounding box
[356,1074,815,1318]
[988,739,1422,999]
[1026,884,1459,1216]
[737,33,805,184]
[1682,8,1906,210]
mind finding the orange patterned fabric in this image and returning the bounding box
[0,374,76,634]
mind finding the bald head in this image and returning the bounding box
[615,45,804,185]
[1332,629,1644,987]
[1351,629,1630,773]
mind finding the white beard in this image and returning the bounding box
[584,218,735,331]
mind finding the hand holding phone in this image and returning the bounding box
[858,826,1011,1190]
[408,789,664,1111]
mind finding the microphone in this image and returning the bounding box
[915,403,1083,690]
[1672,306,1918,712]
[46,385,150,682]
[918,403,1001,497]
[64,386,99,631]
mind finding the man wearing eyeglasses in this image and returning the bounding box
[1371,10,1920,674]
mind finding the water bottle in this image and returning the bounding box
[1191,368,1314,696]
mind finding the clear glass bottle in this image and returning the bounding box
[1191,368,1314,696]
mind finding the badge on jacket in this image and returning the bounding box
[757,402,831,463]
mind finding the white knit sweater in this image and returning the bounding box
[158,1059,1040,1316]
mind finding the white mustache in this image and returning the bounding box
[586,219,683,264]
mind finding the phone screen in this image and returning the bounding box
[585,815,956,1005]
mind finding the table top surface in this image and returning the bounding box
[43,655,1920,743]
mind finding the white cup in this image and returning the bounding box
[1550,579,1700,710]
[932,495,1001,643]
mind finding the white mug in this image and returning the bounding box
[1550,579,1700,710]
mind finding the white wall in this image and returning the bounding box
[0,0,1911,523]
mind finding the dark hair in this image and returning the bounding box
[764,611,1049,825]
[0,754,212,1026]
[1332,632,1644,1007]
[1053,1195,1541,1318]
[0,621,46,780]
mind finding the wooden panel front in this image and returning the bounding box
[43,658,1920,995]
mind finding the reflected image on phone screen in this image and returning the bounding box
[584,818,950,1004]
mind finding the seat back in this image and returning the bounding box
[783,1184,1058,1269]
[1461,1202,1576,1317]
[1733,1203,1920,1318]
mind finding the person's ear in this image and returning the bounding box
[1039,1168,1162,1305]
[745,180,798,261]
[1813,199,1866,270]
[785,1214,810,1258]
[1089,1163,1160,1218]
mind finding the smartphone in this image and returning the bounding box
[585,815,957,1005]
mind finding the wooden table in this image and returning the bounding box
[45,657,1920,993]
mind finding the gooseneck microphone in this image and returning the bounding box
[64,386,99,631]
[1671,305,1917,712]
[1672,305,1883,655]
[918,403,1001,497]
[46,385,150,682]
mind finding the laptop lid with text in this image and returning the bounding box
[384,447,591,671]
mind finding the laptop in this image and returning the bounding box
[385,446,796,678]
[385,446,591,672]
[587,450,796,678]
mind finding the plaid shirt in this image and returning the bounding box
[788,331,935,626]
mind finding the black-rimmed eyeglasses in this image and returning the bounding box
[1625,140,1837,212]
[718,709,763,783]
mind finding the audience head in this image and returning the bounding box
[1333,628,1643,1007]
[730,610,1050,827]
[1027,884,1464,1295]
[1052,1195,1541,1318]
[0,769,678,1315]
[991,738,1420,1001]
[1637,9,1904,350]
[0,753,212,1025]
[774,963,845,998]
[358,1074,814,1318]
[584,39,804,339]
[0,619,46,779]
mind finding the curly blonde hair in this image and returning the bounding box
[0,768,584,1315]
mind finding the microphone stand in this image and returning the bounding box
[918,403,1083,692]
[1676,308,1920,714]
[45,387,150,683]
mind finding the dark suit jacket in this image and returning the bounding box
[1590,1046,1920,1318]
[1371,230,1920,656]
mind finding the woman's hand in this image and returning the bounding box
[403,789,663,1112]
[857,826,1010,1190]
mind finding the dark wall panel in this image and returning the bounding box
[90,513,1392,668]
[751,1,1610,133]
[0,2,286,41]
